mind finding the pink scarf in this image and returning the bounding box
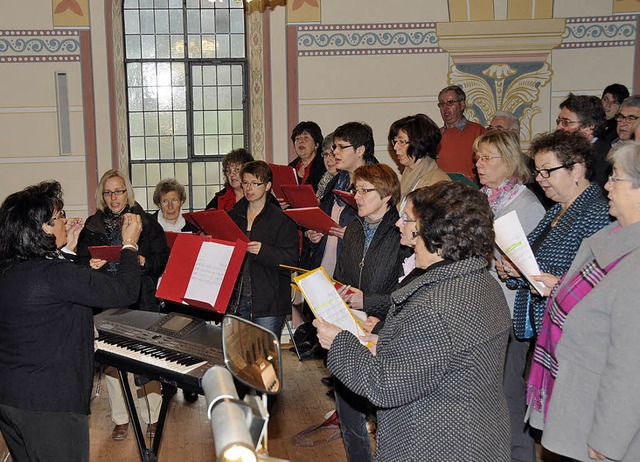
[480,177,526,215]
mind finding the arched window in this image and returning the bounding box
[123,0,247,210]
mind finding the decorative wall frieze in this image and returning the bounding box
[0,30,80,62]
[559,15,637,49]
[297,23,441,57]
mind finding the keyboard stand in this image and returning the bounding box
[118,369,176,462]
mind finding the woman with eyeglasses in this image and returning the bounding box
[226,161,298,337]
[535,141,640,461]
[0,181,142,461]
[315,181,511,461]
[206,148,254,211]
[152,178,198,233]
[387,113,450,207]
[474,130,546,461]
[76,168,170,441]
[326,163,403,462]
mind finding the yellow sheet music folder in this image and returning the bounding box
[294,267,370,346]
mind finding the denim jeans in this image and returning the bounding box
[334,379,374,462]
[233,292,285,339]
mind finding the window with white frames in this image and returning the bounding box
[123,0,247,211]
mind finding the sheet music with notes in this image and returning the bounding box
[184,242,234,307]
[295,267,367,344]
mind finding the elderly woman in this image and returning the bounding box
[289,121,326,191]
[315,181,512,461]
[498,131,610,344]
[388,113,450,206]
[152,178,198,233]
[535,142,640,461]
[315,132,338,201]
[206,148,254,210]
[474,130,546,460]
[226,160,299,337]
[76,168,169,441]
[0,181,141,461]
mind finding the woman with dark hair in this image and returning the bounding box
[152,178,198,233]
[226,160,299,337]
[289,121,326,191]
[388,113,450,204]
[0,181,142,461]
[206,148,254,210]
[315,181,512,461]
[76,168,169,441]
[601,83,629,144]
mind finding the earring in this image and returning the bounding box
[575,179,579,187]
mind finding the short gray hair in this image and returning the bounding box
[621,95,640,110]
[491,111,520,134]
[607,141,640,188]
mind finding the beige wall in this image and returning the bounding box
[1,0,638,213]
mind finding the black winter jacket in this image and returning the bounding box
[333,206,402,320]
[76,203,169,311]
[227,198,299,318]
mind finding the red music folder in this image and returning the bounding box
[281,184,319,209]
[182,210,249,243]
[88,245,122,262]
[268,163,298,200]
[283,207,338,234]
[156,233,247,314]
[333,190,358,209]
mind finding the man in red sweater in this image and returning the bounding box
[436,85,485,182]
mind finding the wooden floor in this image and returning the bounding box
[0,344,562,461]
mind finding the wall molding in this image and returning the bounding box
[0,30,80,62]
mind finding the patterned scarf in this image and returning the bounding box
[481,177,526,215]
[102,205,130,273]
[527,228,624,420]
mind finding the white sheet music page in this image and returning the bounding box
[184,241,235,306]
[295,267,366,342]
[493,210,546,295]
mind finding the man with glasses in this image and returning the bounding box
[435,85,486,182]
[600,83,629,144]
[613,95,640,144]
[555,93,610,188]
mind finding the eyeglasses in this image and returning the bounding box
[399,212,416,225]
[608,174,633,183]
[473,154,502,163]
[615,113,640,124]
[392,138,410,146]
[351,187,377,196]
[321,151,336,158]
[556,118,581,128]
[102,189,127,198]
[331,144,354,152]
[533,163,575,179]
[48,210,66,225]
[241,181,265,188]
[224,166,242,174]
[161,198,181,207]
[437,99,462,108]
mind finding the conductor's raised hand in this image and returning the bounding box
[64,217,84,252]
[121,213,142,247]
[313,317,342,350]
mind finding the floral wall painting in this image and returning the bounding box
[287,0,321,24]
[52,0,90,28]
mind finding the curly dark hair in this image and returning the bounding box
[0,180,63,273]
[388,114,442,161]
[559,93,606,138]
[412,181,494,262]
[529,131,595,181]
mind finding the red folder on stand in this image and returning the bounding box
[268,163,298,200]
[156,233,247,314]
[88,245,122,262]
[281,184,319,208]
[284,207,338,234]
[182,210,249,243]
[333,190,357,209]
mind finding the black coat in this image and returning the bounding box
[227,198,299,317]
[0,250,140,415]
[76,203,169,311]
[288,152,326,192]
[333,206,402,320]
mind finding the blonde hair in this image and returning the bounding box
[95,169,136,211]
[473,131,531,183]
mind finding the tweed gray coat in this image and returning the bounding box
[327,257,512,461]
